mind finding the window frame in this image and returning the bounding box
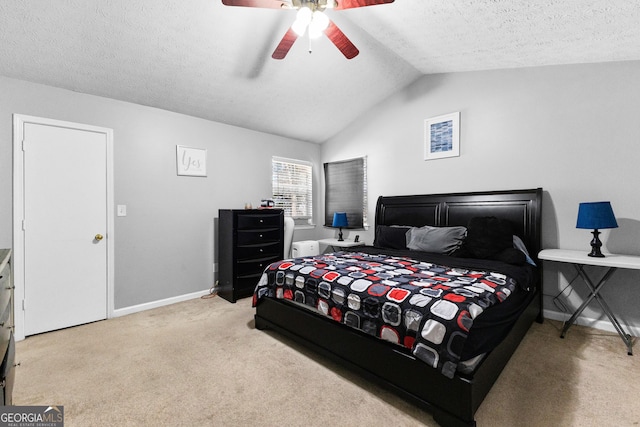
[323,156,368,229]
[272,156,314,226]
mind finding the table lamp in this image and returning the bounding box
[576,201,618,257]
[332,212,348,241]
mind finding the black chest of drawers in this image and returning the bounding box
[0,249,14,405]
[218,209,284,303]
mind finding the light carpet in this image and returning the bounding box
[14,296,640,426]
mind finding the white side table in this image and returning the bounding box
[318,238,363,252]
[538,249,638,355]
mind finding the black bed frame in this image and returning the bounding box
[255,188,543,427]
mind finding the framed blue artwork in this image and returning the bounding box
[424,112,460,160]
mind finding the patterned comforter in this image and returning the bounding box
[253,251,521,378]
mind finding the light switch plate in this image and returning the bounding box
[117,205,127,217]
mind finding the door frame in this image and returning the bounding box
[12,114,115,341]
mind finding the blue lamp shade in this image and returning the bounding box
[576,201,618,257]
[332,212,348,241]
[576,202,618,230]
[332,212,349,228]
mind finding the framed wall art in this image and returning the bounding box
[424,112,460,160]
[176,145,207,177]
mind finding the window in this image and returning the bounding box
[324,156,368,228]
[272,157,313,224]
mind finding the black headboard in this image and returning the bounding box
[375,188,543,262]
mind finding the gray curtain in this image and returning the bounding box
[324,157,364,228]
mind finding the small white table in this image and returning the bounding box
[538,249,638,355]
[318,238,363,252]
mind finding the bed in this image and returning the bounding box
[253,188,543,427]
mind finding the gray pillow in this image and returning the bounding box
[406,225,467,254]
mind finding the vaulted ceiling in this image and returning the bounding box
[1,1,639,143]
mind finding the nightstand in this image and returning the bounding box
[538,248,638,355]
[318,238,363,252]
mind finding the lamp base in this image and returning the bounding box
[588,229,605,257]
[337,228,344,242]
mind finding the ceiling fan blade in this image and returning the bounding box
[324,21,359,59]
[333,0,394,11]
[272,28,299,59]
[221,0,289,9]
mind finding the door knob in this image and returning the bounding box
[95,234,104,241]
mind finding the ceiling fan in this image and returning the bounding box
[221,0,395,60]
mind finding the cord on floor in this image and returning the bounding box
[543,271,579,323]
[201,281,218,299]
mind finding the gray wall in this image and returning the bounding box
[4,60,640,333]
[0,76,321,309]
[321,60,640,334]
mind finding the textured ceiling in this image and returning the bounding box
[1,0,639,143]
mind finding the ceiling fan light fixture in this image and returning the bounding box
[308,11,329,39]
[313,10,330,29]
[296,6,312,24]
[308,25,322,39]
[292,6,312,36]
[221,0,395,60]
[291,20,307,36]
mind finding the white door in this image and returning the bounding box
[15,116,113,337]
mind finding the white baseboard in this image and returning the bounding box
[113,289,212,318]
[543,309,640,337]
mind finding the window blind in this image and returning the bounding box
[324,156,368,228]
[272,157,313,221]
